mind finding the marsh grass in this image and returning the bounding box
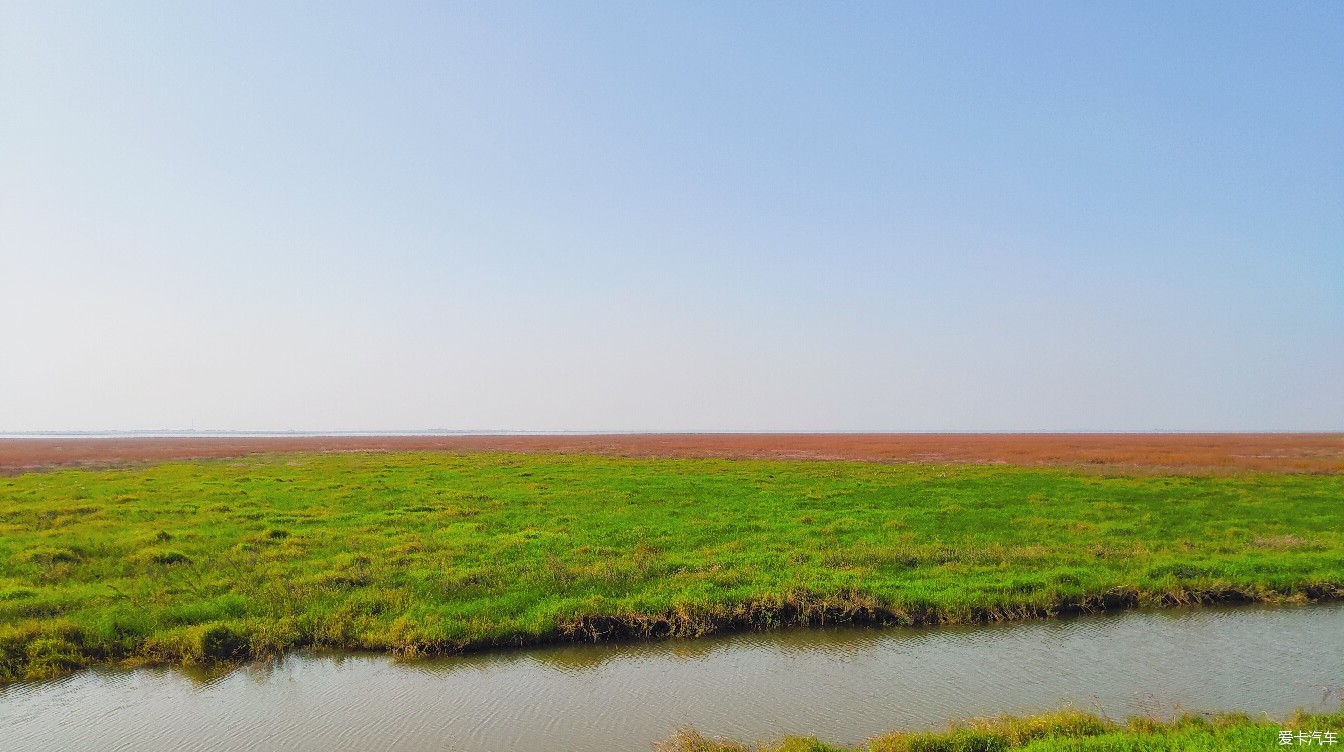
[0,452,1341,681]
[656,709,1344,751]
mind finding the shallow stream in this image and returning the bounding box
[2,604,1340,751]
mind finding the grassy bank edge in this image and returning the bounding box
[4,585,1341,685]
[657,708,1344,751]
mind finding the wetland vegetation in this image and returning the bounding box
[1,451,1341,682]
[659,709,1344,751]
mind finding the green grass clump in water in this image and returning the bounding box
[0,452,1341,680]
[658,709,1344,751]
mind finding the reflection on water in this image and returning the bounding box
[2,604,1341,752]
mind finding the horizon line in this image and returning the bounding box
[3,429,1341,438]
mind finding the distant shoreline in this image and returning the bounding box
[3,429,1336,438]
[1,432,1340,474]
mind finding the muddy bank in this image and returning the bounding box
[413,583,1344,656]
[8,583,1339,683]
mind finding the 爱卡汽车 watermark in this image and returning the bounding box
[1279,730,1338,745]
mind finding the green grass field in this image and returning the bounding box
[1,451,1341,681]
[660,709,1344,751]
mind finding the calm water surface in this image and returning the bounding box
[2,604,1341,752]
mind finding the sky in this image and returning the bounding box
[1,2,1341,432]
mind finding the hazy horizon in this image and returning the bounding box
[9,429,1340,437]
[3,2,1341,433]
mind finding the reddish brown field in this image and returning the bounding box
[2,433,1341,475]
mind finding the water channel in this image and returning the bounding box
[2,604,1340,751]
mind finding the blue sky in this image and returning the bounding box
[2,1,1341,431]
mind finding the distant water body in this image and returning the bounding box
[0,430,628,439]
